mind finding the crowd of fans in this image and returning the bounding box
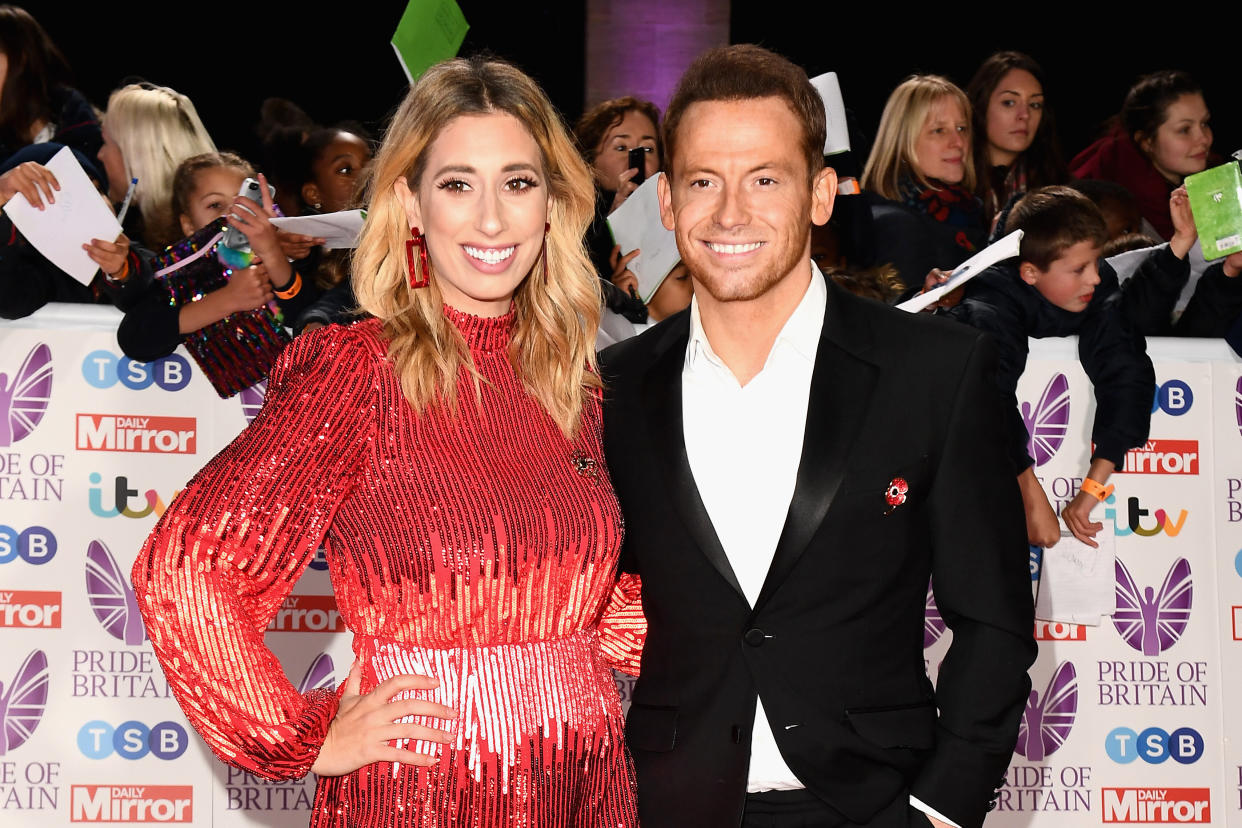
[1,7,1238,546]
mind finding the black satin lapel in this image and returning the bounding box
[754,340,878,612]
[642,340,747,601]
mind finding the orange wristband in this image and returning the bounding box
[1080,478,1114,501]
[274,271,302,300]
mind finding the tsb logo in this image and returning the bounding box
[1106,726,1204,764]
[77,720,188,760]
[1102,788,1209,823]
[81,351,191,392]
[1152,380,1193,416]
[0,590,61,628]
[71,785,192,823]
[0,524,56,564]
[76,414,196,454]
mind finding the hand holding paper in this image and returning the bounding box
[606,175,681,303]
[3,146,122,285]
[897,229,1023,313]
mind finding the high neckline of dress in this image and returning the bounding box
[444,303,515,353]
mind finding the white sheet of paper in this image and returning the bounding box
[897,229,1024,313]
[1034,524,1116,625]
[810,72,850,155]
[606,175,680,303]
[270,210,367,250]
[3,146,122,285]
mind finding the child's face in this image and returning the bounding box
[1021,240,1101,312]
[180,167,247,236]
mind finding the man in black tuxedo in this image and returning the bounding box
[601,45,1036,828]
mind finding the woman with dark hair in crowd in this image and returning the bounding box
[574,96,662,324]
[1070,70,1213,240]
[966,51,1067,221]
[0,5,101,164]
[133,55,642,827]
[861,75,986,294]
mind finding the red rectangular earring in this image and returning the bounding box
[407,228,430,289]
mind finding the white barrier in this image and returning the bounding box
[1,304,1239,826]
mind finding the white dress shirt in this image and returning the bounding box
[682,264,823,791]
[680,263,959,827]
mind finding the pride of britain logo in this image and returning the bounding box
[0,344,52,448]
[1021,373,1070,467]
[1015,660,1077,761]
[923,581,946,647]
[240,380,267,424]
[85,540,147,645]
[0,649,49,755]
[1113,558,1192,656]
[1235,377,1242,436]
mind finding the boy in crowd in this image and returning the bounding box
[947,185,1178,548]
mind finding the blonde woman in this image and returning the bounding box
[860,75,986,295]
[97,82,216,248]
[132,57,642,827]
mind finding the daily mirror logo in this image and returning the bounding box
[1015,660,1076,761]
[0,343,52,448]
[76,415,196,455]
[1118,440,1199,475]
[70,785,192,823]
[85,540,147,645]
[1114,557,1192,656]
[1021,373,1069,467]
[0,590,61,628]
[0,649,49,755]
[1102,788,1210,823]
[266,596,345,633]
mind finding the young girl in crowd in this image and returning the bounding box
[116,152,295,361]
[966,51,1067,222]
[1070,70,1213,240]
[861,75,986,294]
[96,82,217,249]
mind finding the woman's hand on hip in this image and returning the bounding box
[311,661,457,777]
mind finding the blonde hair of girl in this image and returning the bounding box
[352,57,601,440]
[105,83,216,247]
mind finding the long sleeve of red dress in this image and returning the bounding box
[133,310,642,828]
[132,327,377,779]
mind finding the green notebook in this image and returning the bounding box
[1185,161,1242,260]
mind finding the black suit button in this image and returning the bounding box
[731,725,741,744]
[744,628,766,647]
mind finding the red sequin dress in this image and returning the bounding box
[132,308,644,827]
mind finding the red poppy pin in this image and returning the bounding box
[884,477,908,515]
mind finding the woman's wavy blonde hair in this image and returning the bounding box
[862,75,975,200]
[353,56,601,440]
[104,83,217,247]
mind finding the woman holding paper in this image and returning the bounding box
[132,56,643,828]
[861,75,987,296]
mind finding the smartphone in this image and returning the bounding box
[221,177,275,251]
[627,148,647,187]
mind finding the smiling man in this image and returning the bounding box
[600,45,1036,828]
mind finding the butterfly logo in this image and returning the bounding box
[1114,557,1192,656]
[1020,373,1070,467]
[1015,660,1076,761]
[0,649,49,755]
[239,380,267,425]
[0,344,53,448]
[85,539,147,645]
[1234,377,1241,437]
[923,580,946,648]
[297,653,335,694]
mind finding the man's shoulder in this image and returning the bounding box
[599,308,690,386]
[831,281,985,363]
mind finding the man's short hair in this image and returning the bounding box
[662,44,825,181]
[1006,186,1108,271]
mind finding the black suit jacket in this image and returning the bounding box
[600,275,1036,828]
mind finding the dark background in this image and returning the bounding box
[33,1,1239,167]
